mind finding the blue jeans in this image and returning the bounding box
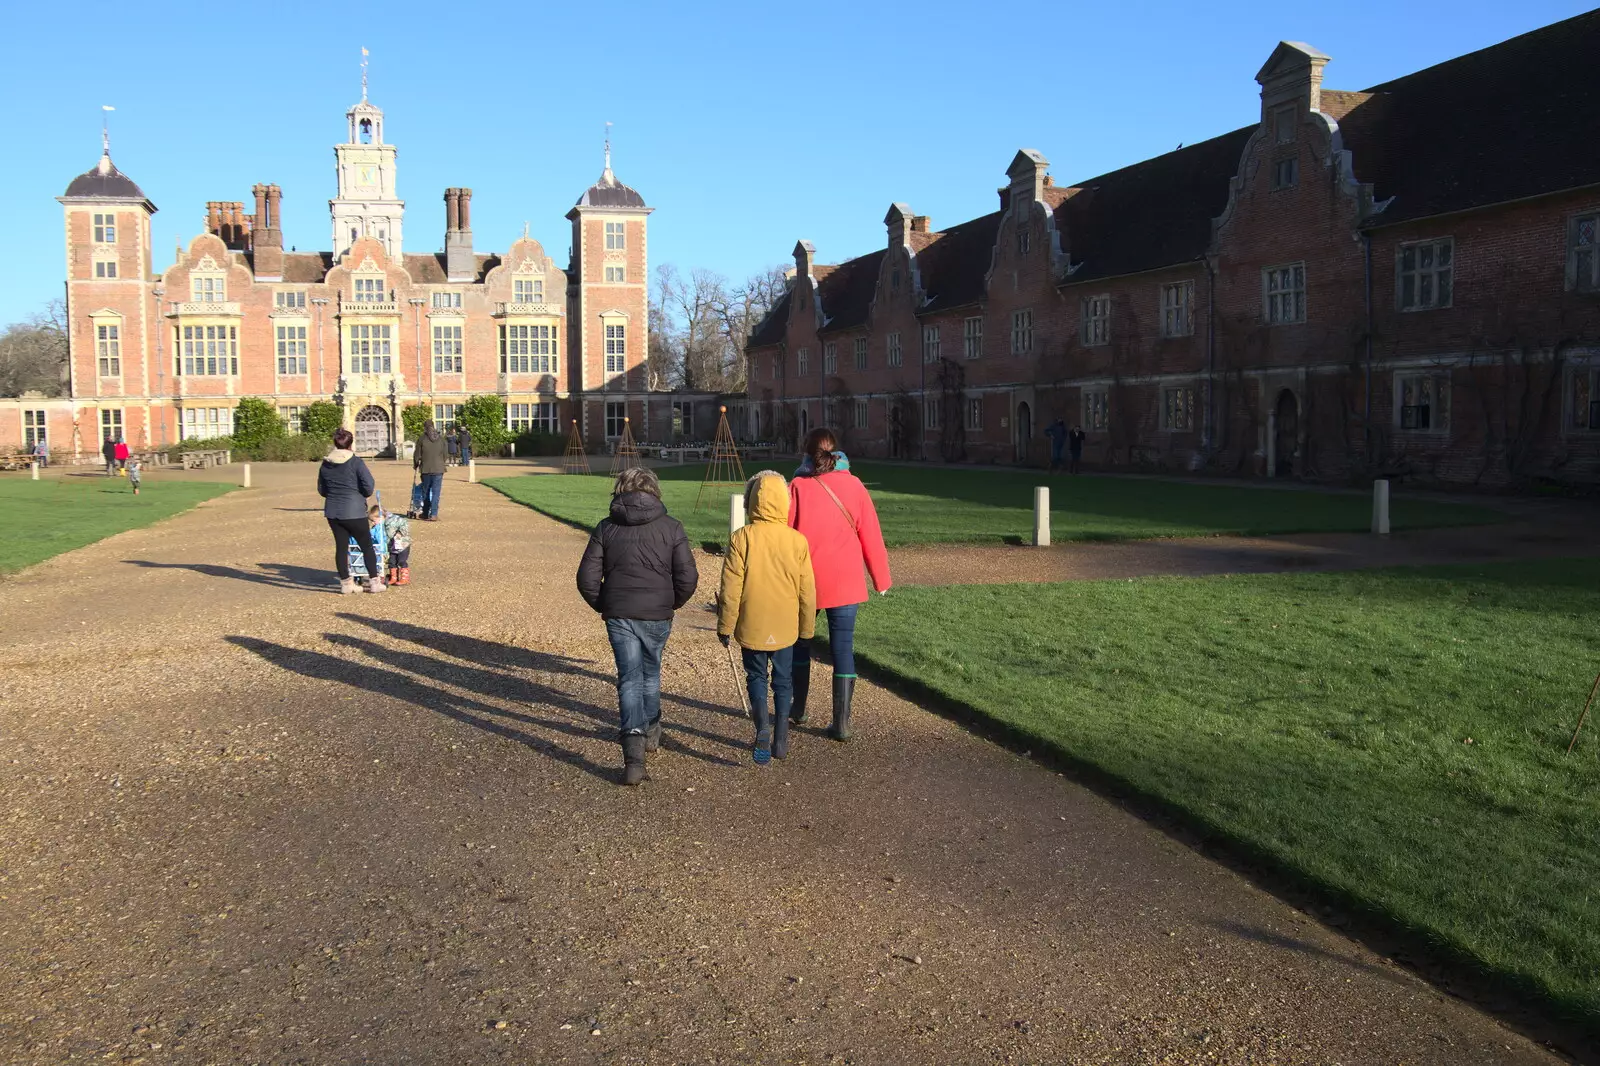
[742,645,794,747]
[605,618,672,736]
[794,603,859,679]
[419,472,443,518]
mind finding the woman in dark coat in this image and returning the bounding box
[317,427,384,594]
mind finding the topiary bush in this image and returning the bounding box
[401,403,430,442]
[301,400,343,442]
[510,429,566,456]
[231,397,287,452]
[458,394,508,454]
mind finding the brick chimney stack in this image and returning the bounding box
[884,203,913,248]
[253,183,285,281]
[445,186,475,283]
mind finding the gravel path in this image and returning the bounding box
[0,463,1572,1064]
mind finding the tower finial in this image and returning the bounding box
[602,121,614,184]
[361,47,369,101]
[101,105,114,156]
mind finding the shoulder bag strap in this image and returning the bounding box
[813,476,857,534]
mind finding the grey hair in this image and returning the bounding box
[613,467,661,498]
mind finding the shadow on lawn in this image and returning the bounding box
[124,558,330,590]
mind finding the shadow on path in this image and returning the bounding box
[226,634,618,783]
[125,559,330,591]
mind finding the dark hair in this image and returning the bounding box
[802,427,838,474]
[333,427,354,450]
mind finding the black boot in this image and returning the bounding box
[620,734,647,786]
[644,718,663,753]
[827,676,855,741]
[790,655,811,725]
[773,704,791,760]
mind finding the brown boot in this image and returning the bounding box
[620,735,647,786]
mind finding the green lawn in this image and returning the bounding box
[486,463,1504,548]
[841,559,1600,1023]
[0,475,236,574]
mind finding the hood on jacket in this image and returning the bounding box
[745,471,788,523]
[423,419,440,443]
[610,491,667,526]
[324,448,355,465]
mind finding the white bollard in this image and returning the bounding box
[730,492,746,537]
[242,463,251,489]
[468,458,477,484]
[225,449,232,465]
[1033,486,1051,547]
[31,460,39,480]
[1372,479,1391,535]
[509,442,516,458]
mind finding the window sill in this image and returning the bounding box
[1398,304,1452,313]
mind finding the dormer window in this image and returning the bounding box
[1273,105,1296,144]
[354,276,385,303]
[514,278,543,304]
[1272,158,1298,190]
[432,291,462,309]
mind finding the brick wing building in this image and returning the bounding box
[745,12,1600,486]
[3,91,654,457]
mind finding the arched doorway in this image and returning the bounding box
[354,405,391,456]
[1274,390,1298,478]
[1015,401,1032,463]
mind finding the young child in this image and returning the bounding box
[127,458,142,496]
[717,471,816,764]
[383,506,413,586]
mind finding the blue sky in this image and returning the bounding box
[0,0,1590,327]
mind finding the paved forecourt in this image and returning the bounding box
[0,461,1562,1064]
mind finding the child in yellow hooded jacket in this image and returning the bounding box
[718,471,816,764]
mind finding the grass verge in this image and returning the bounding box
[486,463,1503,548]
[838,559,1600,1029]
[0,475,236,574]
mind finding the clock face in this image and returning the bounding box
[358,166,377,187]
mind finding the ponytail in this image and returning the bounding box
[801,427,838,475]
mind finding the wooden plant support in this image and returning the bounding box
[562,420,590,475]
[609,418,642,477]
[695,406,747,510]
[1566,671,1600,754]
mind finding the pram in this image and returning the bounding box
[407,471,426,519]
[347,490,390,580]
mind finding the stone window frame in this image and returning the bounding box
[275,324,309,375]
[823,342,838,376]
[603,316,627,376]
[922,396,940,431]
[513,277,544,305]
[507,403,533,433]
[351,275,386,304]
[605,400,627,438]
[501,323,558,375]
[1083,387,1109,432]
[964,396,983,432]
[346,323,393,375]
[1272,157,1299,190]
[1160,281,1194,337]
[91,311,123,378]
[797,346,810,378]
[191,270,227,303]
[1010,309,1034,356]
[433,403,460,431]
[1081,295,1110,347]
[1567,211,1599,292]
[432,323,464,374]
[886,332,902,368]
[181,406,232,440]
[1272,104,1296,145]
[94,259,118,279]
[1394,369,1451,435]
[1160,384,1196,432]
[855,337,869,371]
[100,407,124,441]
[92,212,117,244]
[277,290,308,310]
[853,397,869,430]
[179,324,239,376]
[964,316,983,360]
[604,265,626,283]
[1262,263,1306,325]
[604,221,626,251]
[430,291,461,310]
[921,324,940,364]
[24,409,47,451]
[280,405,306,433]
[1397,238,1454,311]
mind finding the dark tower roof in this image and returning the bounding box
[62,151,152,203]
[574,150,646,209]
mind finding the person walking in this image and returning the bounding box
[1044,417,1068,473]
[414,420,447,520]
[458,425,473,465]
[33,438,47,468]
[787,427,892,740]
[113,437,130,474]
[318,427,384,594]
[1068,424,1086,475]
[576,467,699,786]
[101,435,117,476]
[719,471,816,764]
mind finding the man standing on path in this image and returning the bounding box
[458,425,473,465]
[1044,418,1067,474]
[101,435,117,476]
[576,467,699,785]
[414,420,447,520]
[1068,425,1086,475]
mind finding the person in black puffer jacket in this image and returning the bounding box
[318,427,383,595]
[576,467,698,785]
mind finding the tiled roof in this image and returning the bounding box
[815,249,885,334]
[1343,8,1600,226]
[282,253,335,283]
[748,289,791,347]
[576,166,647,208]
[1059,127,1255,284]
[913,212,1001,313]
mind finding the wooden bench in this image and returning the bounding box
[0,454,35,471]
[181,449,230,470]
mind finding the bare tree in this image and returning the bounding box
[646,297,679,391]
[0,300,68,397]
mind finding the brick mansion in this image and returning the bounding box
[746,11,1600,485]
[3,89,653,456]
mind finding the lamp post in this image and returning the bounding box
[152,287,166,444]
[311,297,330,398]
[387,377,399,457]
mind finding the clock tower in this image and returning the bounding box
[330,96,403,261]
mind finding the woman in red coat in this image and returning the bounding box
[787,427,892,739]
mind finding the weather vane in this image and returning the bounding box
[101,104,114,154]
[361,47,369,101]
[605,121,613,171]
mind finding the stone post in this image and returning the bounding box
[730,493,746,536]
[31,460,39,481]
[468,458,477,484]
[243,463,251,489]
[1033,486,1050,547]
[1372,479,1390,535]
